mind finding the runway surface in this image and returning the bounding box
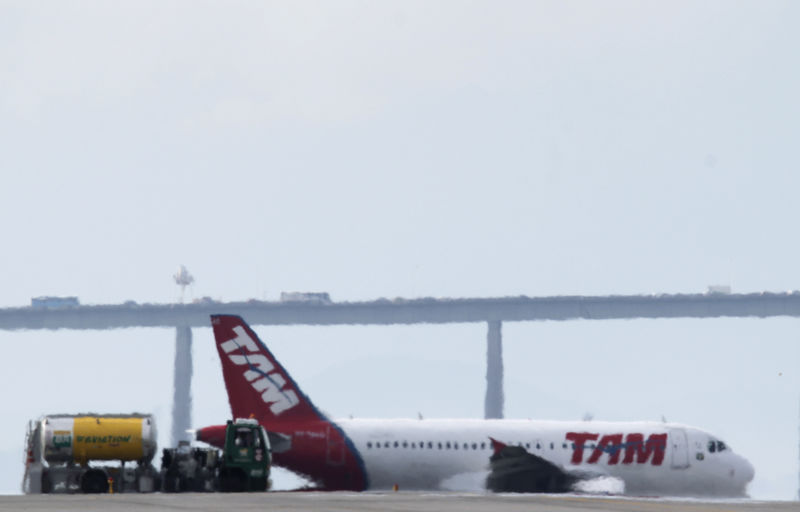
[1,492,798,512]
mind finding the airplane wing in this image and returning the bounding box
[486,437,607,493]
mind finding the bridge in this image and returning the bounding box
[3,291,799,444]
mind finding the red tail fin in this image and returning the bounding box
[210,315,325,426]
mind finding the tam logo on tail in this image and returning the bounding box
[220,325,299,415]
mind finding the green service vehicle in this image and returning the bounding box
[161,418,271,492]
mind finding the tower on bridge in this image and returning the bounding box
[485,320,504,419]
[171,326,193,445]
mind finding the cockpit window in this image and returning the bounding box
[717,441,727,452]
[708,440,727,453]
[707,440,716,453]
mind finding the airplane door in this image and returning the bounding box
[326,424,345,466]
[669,429,690,469]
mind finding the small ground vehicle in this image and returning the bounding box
[160,418,271,492]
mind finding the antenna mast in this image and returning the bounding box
[173,265,194,303]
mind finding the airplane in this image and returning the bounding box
[196,314,755,496]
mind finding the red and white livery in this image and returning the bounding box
[198,314,754,497]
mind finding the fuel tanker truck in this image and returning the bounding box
[23,413,159,493]
[23,414,271,494]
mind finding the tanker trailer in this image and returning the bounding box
[23,413,158,493]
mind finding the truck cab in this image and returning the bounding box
[219,418,271,492]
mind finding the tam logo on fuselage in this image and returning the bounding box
[221,326,299,415]
[566,432,667,466]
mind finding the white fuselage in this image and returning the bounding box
[207,316,754,497]
[333,418,753,497]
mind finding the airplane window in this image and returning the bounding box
[463,443,468,450]
[438,442,442,449]
[550,443,554,450]
[384,442,390,448]
[536,443,541,450]
[472,443,477,450]
[446,442,451,449]
[717,441,727,452]
[525,443,530,449]
[402,441,408,448]
[411,443,416,449]
[454,443,459,450]
[367,442,372,449]
[708,441,716,453]
[375,443,380,449]
[480,442,486,449]
[428,442,433,449]
[394,441,399,448]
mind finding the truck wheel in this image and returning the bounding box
[41,473,52,494]
[251,476,268,492]
[81,469,108,494]
[162,472,177,493]
[219,468,246,492]
[190,476,207,492]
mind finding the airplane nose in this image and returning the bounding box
[742,458,755,483]
[736,455,755,485]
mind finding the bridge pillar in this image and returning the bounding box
[484,320,504,419]
[171,325,193,446]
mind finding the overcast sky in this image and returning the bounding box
[1,0,799,500]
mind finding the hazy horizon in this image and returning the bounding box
[2,0,799,500]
